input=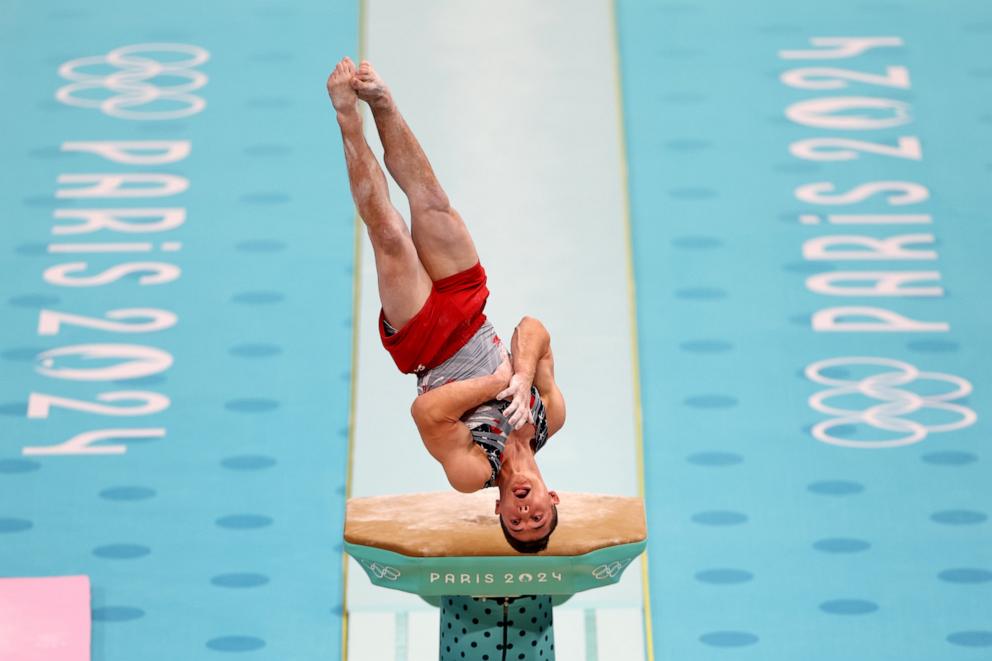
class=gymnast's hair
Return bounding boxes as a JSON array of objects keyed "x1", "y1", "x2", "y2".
[{"x1": 499, "y1": 504, "x2": 558, "y2": 553}]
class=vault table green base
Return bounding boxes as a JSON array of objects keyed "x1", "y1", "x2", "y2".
[{"x1": 439, "y1": 595, "x2": 554, "y2": 661}]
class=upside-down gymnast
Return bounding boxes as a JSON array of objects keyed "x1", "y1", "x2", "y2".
[{"x1": 326, "y1": 57, "x2": 566, "y2": 552}]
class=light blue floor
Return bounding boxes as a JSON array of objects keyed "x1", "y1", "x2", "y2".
[
  {"x1": 618, "y1": 0, "x2": 992, "y2": 658},
  {"x1": 0, "y1": 1, "x2": 356, "y2": 658}
]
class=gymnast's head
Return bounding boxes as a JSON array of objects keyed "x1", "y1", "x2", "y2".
[
  {"x1": 498, "y1": 500, "x2": 558, "y2": 553},
  {"x1": 494, "y1": 473, "x2": 560, "y2": 553}
]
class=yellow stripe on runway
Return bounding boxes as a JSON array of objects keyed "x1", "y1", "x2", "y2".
[
  {"x1": 341, "y1": 1, "x2": 368, "y2": 657},
  {"x1": 609, "y1": 0, "x2": 655, "y2": 657}
]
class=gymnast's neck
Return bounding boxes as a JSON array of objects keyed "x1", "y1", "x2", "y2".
[{"x1": 495, "y1": 429, "x2": 542, "y2": 486}]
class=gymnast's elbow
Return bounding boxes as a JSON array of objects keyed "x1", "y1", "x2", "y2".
[
  {"x1": 444, "y1": 464, "x2": 485, "y2": 493},
  {"x1": 411, "y1": 393, "x2": 458, "y2": 426},
  {"x1": 410, "y1": 396, "x2": 437, "y2": 429},
  {"x1": 446, "y1": 475, "x2": 478, "y2": 494},
  {"x1": 410, "y1": 396, "x2": 425, "y2": 419},
  {"x1": 517, "y1": 315, "x2": 545, "y2": 331}
]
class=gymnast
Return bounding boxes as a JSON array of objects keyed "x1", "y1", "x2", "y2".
[{"x1": 326, "y1": 57, "x2": 566, "y2": 552}]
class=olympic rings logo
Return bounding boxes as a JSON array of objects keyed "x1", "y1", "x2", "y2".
[
  {"x1": 805, "y1": 357, "x2": 976, "y2": 449},
  {"x1": 56, "y1": 44, "x2": 210, "y2": 120},
  {"x1": 361, "y1": 560, "x2": 401, "y2": 581},
  {"x1": 592, "y1": 561, "x2": 624, "y2": 580}
]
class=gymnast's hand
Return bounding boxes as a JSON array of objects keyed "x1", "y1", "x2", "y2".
[{"x1": 497, "y1": 370, "x2": 535, "y2": 430}]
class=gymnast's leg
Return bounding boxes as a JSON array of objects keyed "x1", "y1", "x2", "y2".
[
  {"x1": 350, "y1": 61, "x2": 480, "y2": 282},
  {"x1": 327, "y1": 57, "x2": 432, "y2": 328}
]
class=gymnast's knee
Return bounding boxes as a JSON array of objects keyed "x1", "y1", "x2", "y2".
[
  {"x1": 365, "y1": 216, "x2": 412, "y2": 256},
  {"x1": 411, "y1": 186, "x2": 451, "y2": 216}
]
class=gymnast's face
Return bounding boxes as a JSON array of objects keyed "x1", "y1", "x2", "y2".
[{"x1": 495, "y1": 483, "x2": 560, "y2": 542}]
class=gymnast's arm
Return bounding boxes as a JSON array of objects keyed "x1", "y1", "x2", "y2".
[
  {"x1": 411, "y1": 368, "x2": 508, "y2": 430},
  {"x1": 410, "y1": 361, "x2": 510, "y2": 491},
  {"x1": 500, "y1": 316, "x2": 566, "y2": 436}
]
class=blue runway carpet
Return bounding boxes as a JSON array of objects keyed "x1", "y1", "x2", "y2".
[
  {"x1": 0, "y1": 1, "x2": 357, "y2": 658},
  {"x1": 618, "y1": 1, "x2": 992, "y2": 658}
]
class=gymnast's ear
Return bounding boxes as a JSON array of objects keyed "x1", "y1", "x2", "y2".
[
  {"x1": 548, "y1": 490, "x2": 560, "y2": 505},
  {"x1": 494, "y1": 498, "x2": 501, "y2": 515}
]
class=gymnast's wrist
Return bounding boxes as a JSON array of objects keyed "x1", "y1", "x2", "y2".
[
  {"x1": 487, "y1": 373, "x2": 509, "y2": 398},
  {"x1": 514, "y1": 367, "x2": 536, "y2": 385}
]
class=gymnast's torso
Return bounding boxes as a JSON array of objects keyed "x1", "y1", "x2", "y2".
[{"x1": 416, "y1": 321, "x2": 549, "y2": 487}]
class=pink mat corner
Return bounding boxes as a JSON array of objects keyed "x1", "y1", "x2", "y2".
[{"x1": 0, "y1": 575, "x2": 91, "y2": 661}]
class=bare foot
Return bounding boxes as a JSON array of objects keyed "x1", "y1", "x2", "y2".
[
  {"x1": 350, "y1": 60, "x2": 394, "y2": 111},
  {"x1": 326, "y1": 57, "x2": 358, "y2": 112}
]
